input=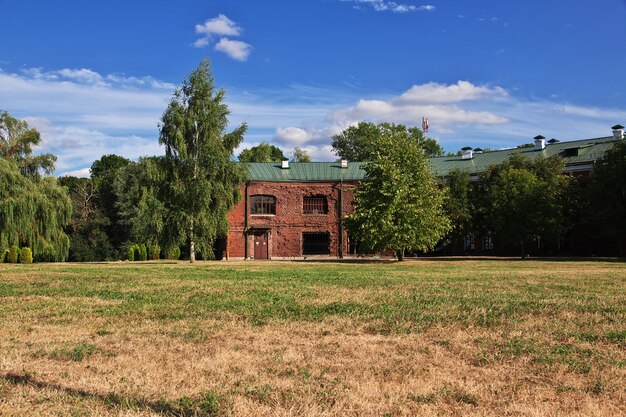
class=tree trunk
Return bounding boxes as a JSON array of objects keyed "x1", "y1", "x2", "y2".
[
  {"x1": 189, "y1": 220, "x2": 195, "y2": 263},
  {"x1": 521, "y1": 240, "x2": 526, "y2": 259},
  {"x1": 396, "y1": 249, "x2": 404, "y2": 261}
]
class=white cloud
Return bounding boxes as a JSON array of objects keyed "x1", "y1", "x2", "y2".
[
  {"x1": 215, "y1": 38, "x2": 252, "y2": 62},
  {"x1": 59, "y1": 167, "x2": 91, "y2": 178},
  {"x1": 193, "y1": 15, "x2": 253, "y2": 61},
  {"x1": 195, "y1": 14, "x2": 241, "y2": 37},
  {"x1": 397, "y1": 81, "x2": 507, "y2": 104},
  {"x1": 343, "y1": 1, "x2": 435, "y2": 13}
]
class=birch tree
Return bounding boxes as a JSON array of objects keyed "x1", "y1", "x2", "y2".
[{"x1": 159, "y1": 60, "x2": 246, "y2": 262}]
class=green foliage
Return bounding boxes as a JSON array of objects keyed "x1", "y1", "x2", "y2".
[
  {"x1": 332, "y1": 121, "x2": 444, "y2": 161},
  {"x1": 8, "y1": 245, "x2": 19, "y2": 263},
  {"x1": 346, "y1": 124, "x2": 450, "y2": 259},
  {"x1": 238, "y1": 142, "x2": 284, "y2": 162},
  {"x1": 164, "y1": 245, "x2": 181, "y2": 260},
  {"x1": 19, "y1": 247, "x2": 33, "y2": 264},
  {"x1": 0, "y1": 110, "x2": 56, "y2": 176},
  {"x1": 291, "y1": 146, "x2": 312, "y2": 162},
  {"x1": 474, "y1": 153, "x2": 571, "y2": 256},
  {"x1": 59, "y1": 176, "x2": 116, "y2": 262},
  {"x1": 589, "y1": 141, "x2": 626, "y2": 253},
  {"x1": 1, "y1": 154, "x2": 71, "y2": 262},
  {"x1": 158, "y1": 59, "x2": 246, "y2": 262},
  {"x1": 113, "y1": 157, "x2": 167, "y2": 251},
  {"x1": 0, "y1": 249, "x2": 8, "y2": 263},
  {"x1": 127, "y1": 245, "x2": 136, "y2": 262},
  {"x1": 138, "y1": 244, "x2": 148, "y2": 261},
  {"x1": 149, "y1": 243, "x2": 160, "y2": 260},
  {"x1": 442, "y1": 169, "x2": 474, "y2": 247}
]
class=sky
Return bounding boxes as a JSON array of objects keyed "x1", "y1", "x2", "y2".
[{"x1": 1, "y1": 0, "x2": 626, "y2": 176}]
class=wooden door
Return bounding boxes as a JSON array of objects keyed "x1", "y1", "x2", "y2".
[{"x1": 254, "y1": 232, "x2": 268, "y2": 259}]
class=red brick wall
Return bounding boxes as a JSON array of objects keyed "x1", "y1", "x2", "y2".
[{"x1": 227, "y1": 181, "x2": 357, "y2": 259}]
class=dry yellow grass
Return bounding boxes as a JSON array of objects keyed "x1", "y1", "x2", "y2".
[{"x1": 0, "y1": 259, "x2": 624, "y2": 416}]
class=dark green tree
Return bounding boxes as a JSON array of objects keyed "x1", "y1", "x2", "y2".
[
  {"x1": 332, "y1": 121, "x2": 444, "y2": 161},
  {"x1": 346, "y1": 124, "x2": 450, "y2": 260},
  {"x1": 589, "y1": 140, "x2": 626, "y2": 255},
  {"x1": 475, "y1": 154, "x2": 570, "y2": 257},
  {"x1": 159, "y1": 59, "x2": 246, "y2": 262},
  {"x1": 442, "y1": 169, "x2": 474, "y2": 253},
  {"x1": 0, "y1": 111, "x2": 56, "y2": 176},
  {"x1": 238, "y1": 142, "x2": 284, "y2": 162}
]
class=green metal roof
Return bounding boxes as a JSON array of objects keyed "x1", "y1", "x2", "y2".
[
  {"x1": 246, "y1": 136, "x2": 619, "y2": 181},
  {"x1": 246, "y1": 161, "x2": 367, "y2": 182},
  {"x1": 429, "y1": 136, "x2": 617, "y2": 177}
]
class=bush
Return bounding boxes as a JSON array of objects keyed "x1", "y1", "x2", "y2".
[
  {"x1": 8, "y1": 246, "x2": 19, "y2": 263},
  {"x1": 149, "y1": 244, "x2": 160, "y2": 260},
  {"x1": 127, "y1": 244, "x2": 136, "y2": 261},
  {"x1": 138, "y1": 244, "x2": 147, "y2": 261},
  {"x1": 1, "y1": 249, "x2": 8, "y2": 263},
  {"x1": 164, "y1": 245, "x2": 181, "y2": 260},
  {"x1": 19, "y1": 247, "x2": 33, "y2": 264}
]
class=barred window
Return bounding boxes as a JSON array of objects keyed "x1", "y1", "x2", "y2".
[
  {"x1": 303, "y1": 196, "x2": 328, "y2": 214},
  {"x1": 303, "y1": 232, "x2": 330, "y2": 255},
  {"x1": 250, "y1": 195, "x2": 276, "y2": 215},
  {"x1": 464, "y1": 233, "x2": 475, "y2": 251},
  {"x1": 483, "y1": 234, "x2": 493, "y2": 251}
]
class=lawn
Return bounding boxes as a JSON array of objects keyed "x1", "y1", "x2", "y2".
[{"x1": 0, "y1": 259, "x2": 624, "y2": 416}]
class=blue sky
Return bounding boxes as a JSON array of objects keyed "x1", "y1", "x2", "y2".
[{"x1": 1, "y1": 0, "x2": 626, "y2": 176}]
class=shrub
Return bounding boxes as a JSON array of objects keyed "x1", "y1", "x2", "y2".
[
  {"x1": 8, "y1": 246, "x2": 19, "y2": 263},
  {"x1": 19, "y1": 247, "x2": 33, "y2": 264},
  {"x1": 138, "y1": 244, "x2": 147, "y2": 261},
  {"x1": 149, "y1": 244, "x2": 160, "y2": 260},
  {"x1": 164, "y1": 245, "x2": 181, "y2": 260},
  {"x1": 1, "y1": 249, "x2": 8, "y2": 263},
  {"x1": 127, "y1": 244, "x2": 136, "y2": 261}
]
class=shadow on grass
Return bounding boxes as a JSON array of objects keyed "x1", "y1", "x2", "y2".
[{"x1": 1, "y1": 372, "x2": 221, "y2": 416}]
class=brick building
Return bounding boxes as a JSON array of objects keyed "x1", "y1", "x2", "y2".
[
  {"x1": 226, "y1": 160, "x2": 365, "y2": 259},
  {"x1": 225, "y1": 126, "x2": 624, "y2": 259}
]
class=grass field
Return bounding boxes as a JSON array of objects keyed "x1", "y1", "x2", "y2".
[{"x1": 0, "y1": 259, "x2": 624, "y2": 416}]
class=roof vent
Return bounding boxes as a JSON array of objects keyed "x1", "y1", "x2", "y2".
[
  {"x1": 281, "y1": 158, "x2": 289, "y2": 169},
  {"x1": 534, "y1": 135, "x2": 546, "y2": 150},
  {"x1": 340, "y1": 159, "x2": 348, "y2": 168},
  {"x1": 473, "y1": 148, "x2": 483, "y2": 154},
  {"x1": 461, "y1": 149, "x2": 473, "y2": 160},
  {"x1": 612, "y1": 124, "x2": 624, "y2": 140}
]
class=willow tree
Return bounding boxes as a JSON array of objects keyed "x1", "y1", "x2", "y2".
[
  {"x1": 0, "y1": 158, "x2": 71, "y2": 261},
  {"x1": 159, "y1": 60, "x2": 246, "y2": 262},
  {"x1": 346, "y1": 124, "x2": 450, "y2": 260},
  {"x1": 0, "y1": 110, "x2": 56, "y2": 176}
]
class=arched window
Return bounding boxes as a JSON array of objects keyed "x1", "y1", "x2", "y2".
[
  {"x1": 250, "y1": 195, "x2": 276, "y2": 215},
  {"x1": 303, "y1": 195, "x2": 328, "y2": 214}
]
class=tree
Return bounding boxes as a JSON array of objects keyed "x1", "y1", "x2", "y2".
[
  {"x1": 442, "y1": 169, "x2": 474, "y2": 253},
  {"x1": 346, "y1": 124, "x2": 450, "y2": 260},
  {"x1": 0, "y1": 158, "x2": 71, "y2": 261},
  {"x1": 238, "y1": 142, "x2": 284, "y2": 162},
  {"x1": 474, "y1": 153, "x2": 570, "y2": 257},
  {"x1": 159, "y1": 60, "x2": 246, "y2": 262},
  {"x1": 90, "y1": 154, "x2": 131, "y2": 249},
  {"x1": 589, "y1": 140, "x2": 626, "y2": 254},
  {"x1": 0, "y1": 111, "x2": 56, "y2": 176},
  {"x1": 332, "y1": 121, "x2": 444, "y2": 161},
  {"x1": 291, "y1": 146, "x2": 312, "y2": 162}
]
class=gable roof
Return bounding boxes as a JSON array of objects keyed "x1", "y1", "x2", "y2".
[{"x1": 246, "y1": 136, "x2": 619, "y2": 182}]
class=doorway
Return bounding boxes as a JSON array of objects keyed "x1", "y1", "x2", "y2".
[{"x1": 254, "y1": 232, "x2": 269, "y2": 259}]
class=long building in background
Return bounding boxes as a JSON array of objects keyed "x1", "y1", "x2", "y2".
[{"x1": 224, "y1": 126, "x2": 624, "y2": 259}]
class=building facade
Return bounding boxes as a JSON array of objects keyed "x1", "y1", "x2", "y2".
[{"x1": 226, "y1": 161, "x2": 364, "y2": 259}]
